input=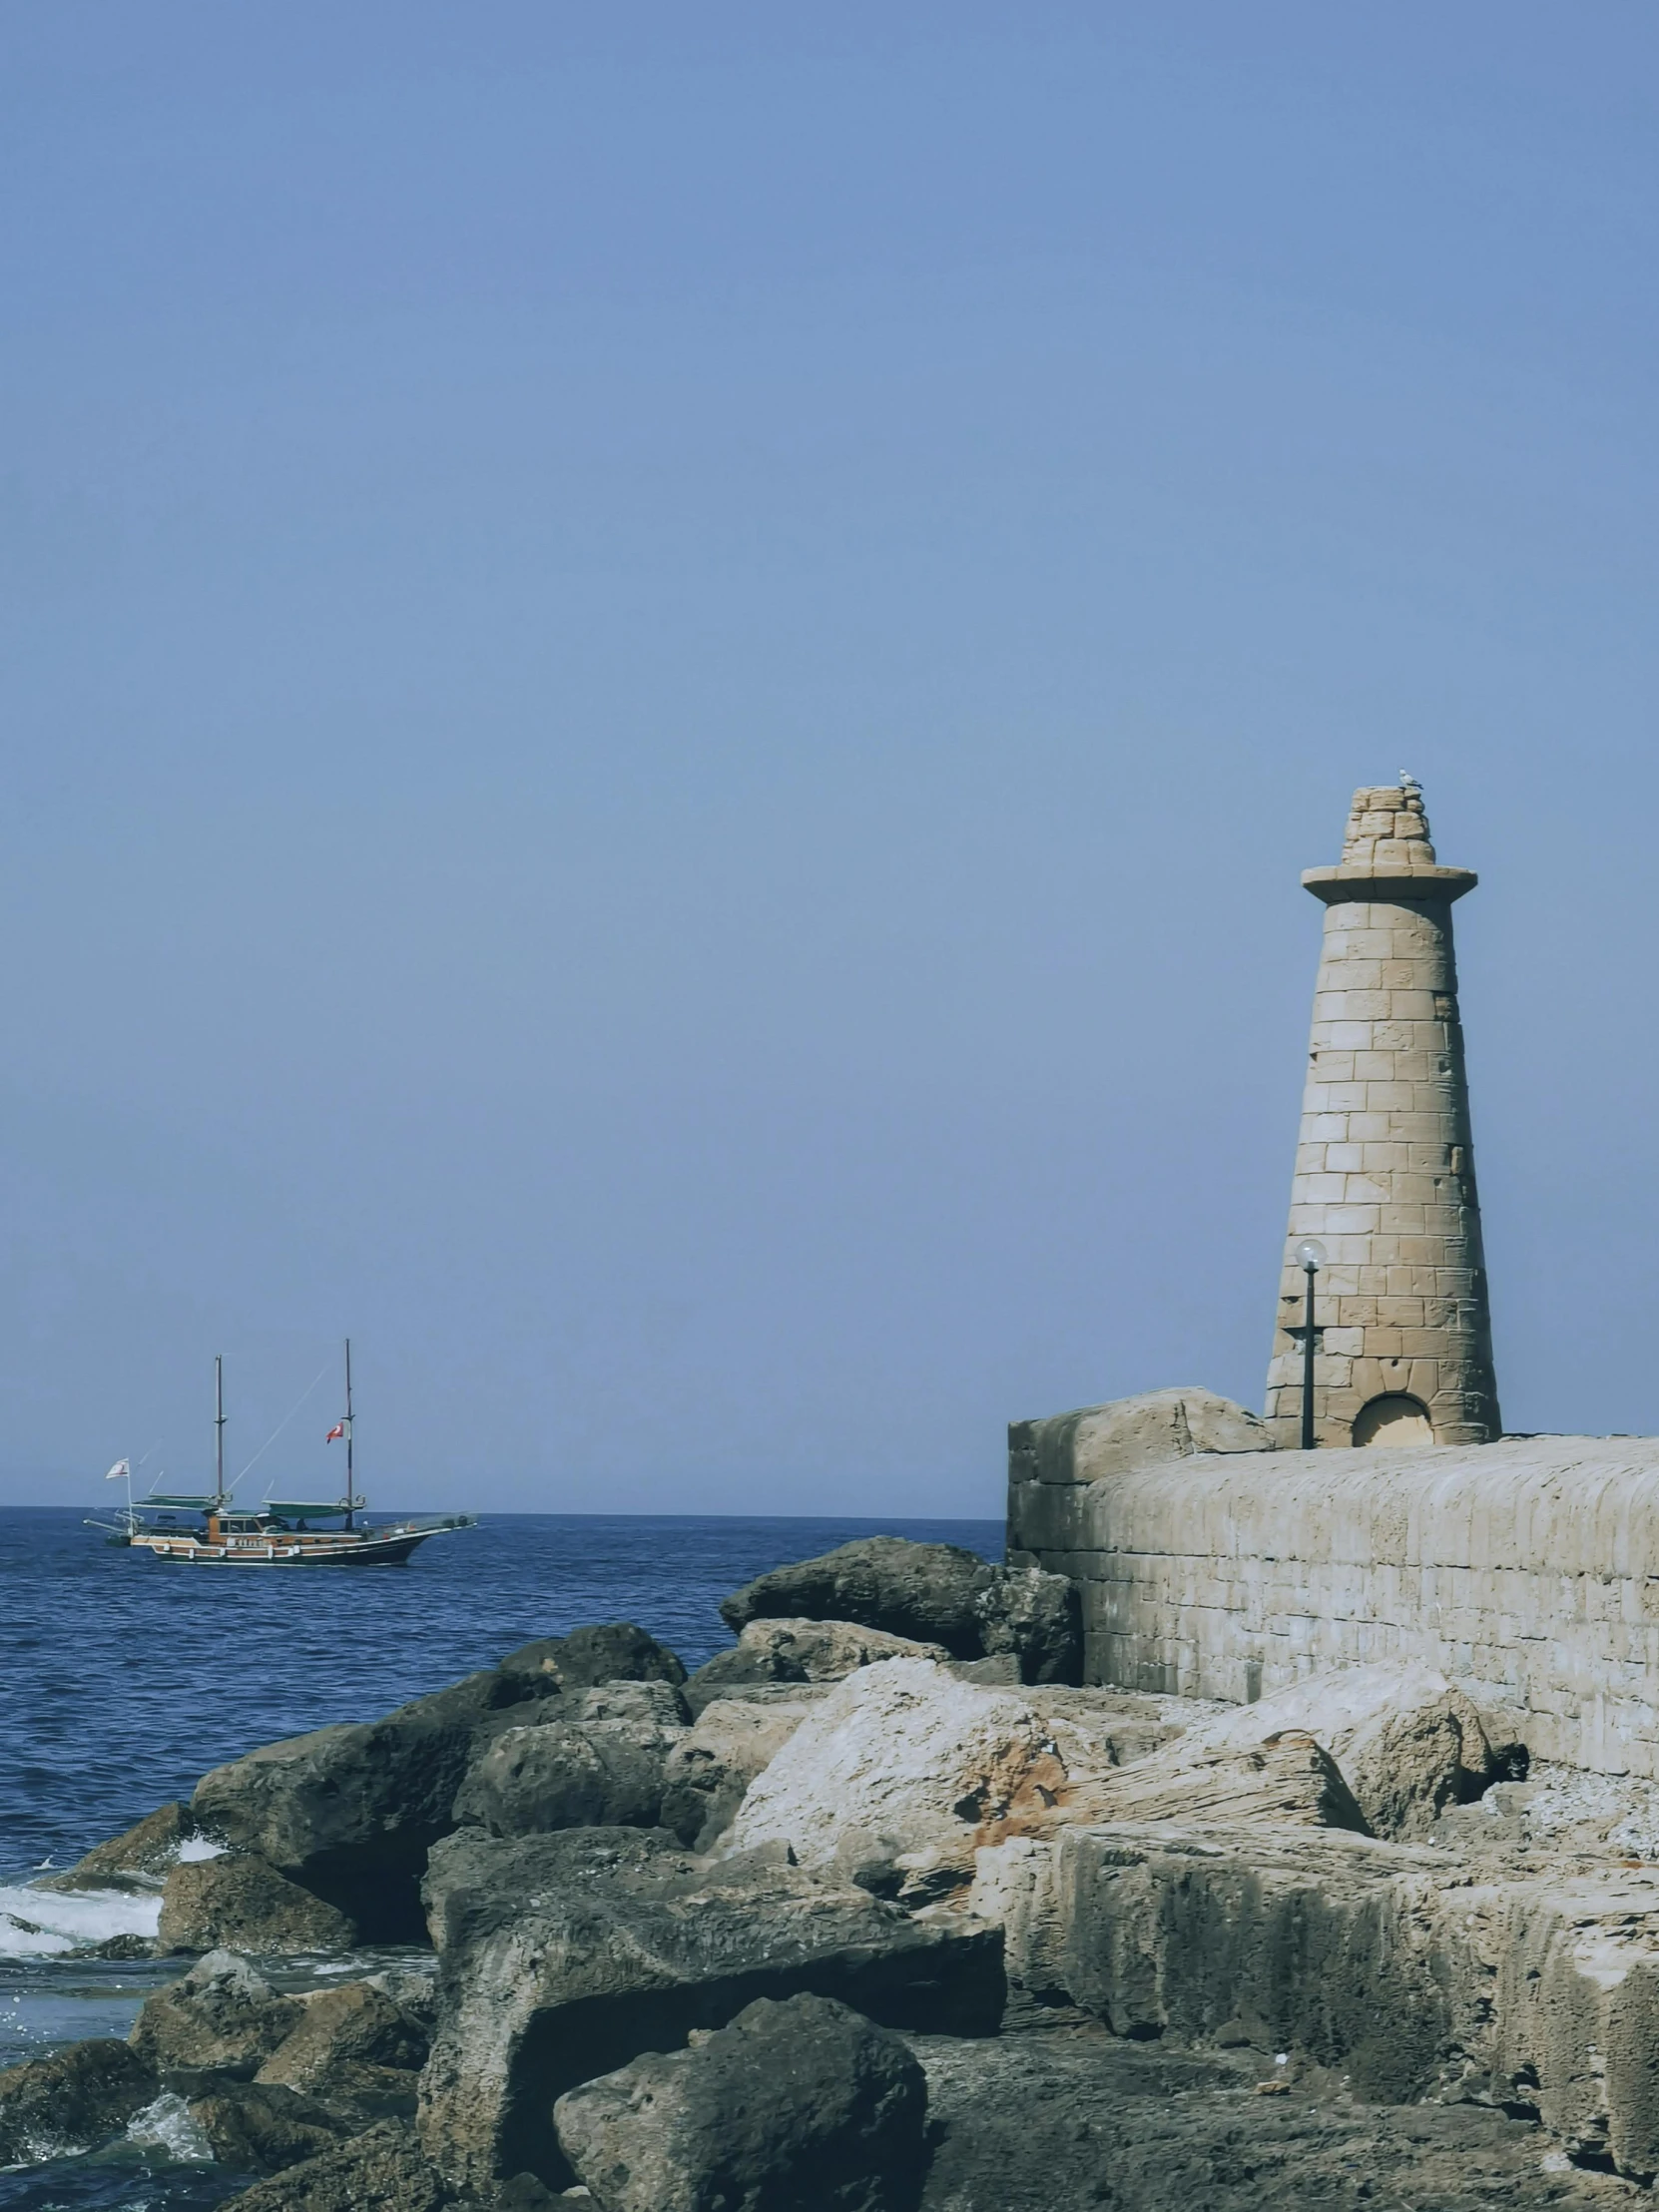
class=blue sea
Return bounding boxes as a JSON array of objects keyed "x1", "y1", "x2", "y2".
[{"x1": 0, "y1": 1505, "x2": 1001, "y2": 2207}]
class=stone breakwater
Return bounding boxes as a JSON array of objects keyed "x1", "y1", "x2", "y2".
[
  {"x1": 3, "y1": 1532, "x2": 1654, "y2": 2207},
  {"x1": 1010, "y1": 1386, "x2": 1659, "y2": 1780}
]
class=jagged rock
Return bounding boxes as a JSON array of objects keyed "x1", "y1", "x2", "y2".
[
  {"x1": 193, "y1": 1631, "x2": 683, "y2": 1939},
  {"x1": 726, "y1": 1659, "x2": 1108, "y2": 1873},
  {"x1": 554, "y1": 1992, "x2": 928, "y2": 2212},
  {"x1": 187, "y1": 2079, "x2": 352, "y2": 2172},
  {"x1": 217, "y1": 2116, "x2": 452, "y2": 2210},
  {"x1": 452, "y1": 1682, "x2": 687, "y2": 1840},
  {"x1": 417, "y1": 1824, "x2": 1003, "y2": 2194},
  {"x1": 253, "y1": 1980, "x2": 428, "y2": 2119},
  {"x1": 0, "y1": 2037, "x2": 158, "y2": 2163},
  {"x1": 130, "y1": 1948, "x2": 304, "y2": 2080},
  {"x1": 1067, "y1": 1730, "x2": 1369, "y2": 1833},
  {"x1": 257, "y1": 1980, "x2": 428, "y2": 2093},
  {"x1": 1193, "y1": 1661, "x2": 1502, "y2": 1840},
  {"x1": 720, "y1": 1539, "x2": 1080, "y2": 1686},
  {"x1": 498, "y1": 1622, "x2": 688, "y2": 1694},
  {"x1": 158, "y1": 1852, "x2": 358, "y2": 1952},
  {"x1": 40, "y1": 1800, "x2": 196, "y2": 1894},
  {"x1": 973, "y1": 1568, "x2": 1083, "y2": 1689},
  {"x1": 685, "y1": 1620, "x2": 950, "y2": 1715},
  {"x1": 660, "y1": 1698, "x2": 817, "y2": 1849}
]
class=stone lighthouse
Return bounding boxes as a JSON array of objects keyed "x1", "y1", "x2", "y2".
[{"x1": 1264, "y1": 778, "x2": 1501, "y2": 1448}]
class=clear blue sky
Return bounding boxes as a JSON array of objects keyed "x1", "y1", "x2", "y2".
[{"x1": 3, "y1": 4, "x2": 1657, "y2": 1513}]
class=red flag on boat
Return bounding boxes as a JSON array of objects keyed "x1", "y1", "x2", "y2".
[{"x1": 325, "y1": 1422, "x2": 345, "y2": 1442}]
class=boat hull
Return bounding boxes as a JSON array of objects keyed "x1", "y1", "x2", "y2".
[{"x1": 130, "y1": 1528, "x2": 451, "y2": 1567}]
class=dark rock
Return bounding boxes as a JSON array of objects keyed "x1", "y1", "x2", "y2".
[
  {"x1": 453, "y1": 1683, "x2": 686, "y2": 1840},
  {"x1": 188, "y1": 2079, "x2": 352, "y2": 2172},
  {"x1": 130, "y1": 1948, "x2": 304, "y2": 2080},
  {"x1": 40, "y1": 1800, "x2": 195, "y2": 1894},
  {"x1": 191, "y1": 1674, "x2": 538, "y2": 1940},
  {"x1": 498, "y1": 1622, "x2": 687, "y2": 1694},
  {"x1": 257, "y1": 1979, "x2": 428, "y2": 2090},
  {"x1": 974, "y1": 1565, "x2": 1083, "y2": 1687},
  {"x1": 158, "y1": 1852, "x2": 359, "y2": 1952},
  {"x1": 191, "y1": 1640, "x2": 679, "y2": 1939},
  {"x1": 0, "y1": 2037, "x2": 158, "y2": 2163},
  {"x1": 417, "y1": 1825, "x2": 1004, "y2": 2195},
  {"x1": 216, "y1": 2116, "x2": 452, "y2": 2210},
  {"x1": 660, "y1": 1698, "x2": 816, "y2": 1849},
  {"x1": 720, "y1": 1539, "x2": 1081, "y2": 1685},
  {"x1": 554, "y1": 1992, "x2": 927, "y2": 2212},
  {"x1": 911, "y1": 2026, "x2": 1615, "y2": 2212},
  {"x1": 684, "y1": 1621, "x2": 950, "y2": 1716},
  {"x1": 721, "y1": 1539, "x2": 993, "y2": 1656}
]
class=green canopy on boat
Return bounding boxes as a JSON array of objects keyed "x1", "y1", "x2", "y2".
[
  {"x1": 263, "y1": 1502, "x2": 350, "y2": 1518},
  {"x1": 143, "y1": 1494, "x2": 219, "y2": 1508}
]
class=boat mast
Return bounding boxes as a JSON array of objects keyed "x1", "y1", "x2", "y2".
[
  {"x1": 214, "y1": 1356, "x2": 227, "y2": 1513},
  {"x1": 343, "y1": 1338, "x2": 355, "y2": 1532}
]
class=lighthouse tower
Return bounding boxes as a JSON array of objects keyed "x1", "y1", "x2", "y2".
[{"x1": 1265, "y1": 779, "x2": 1501, "y2": 1448}]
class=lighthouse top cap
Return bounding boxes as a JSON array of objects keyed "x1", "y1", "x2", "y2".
[{"x1": 1301, "y1": 775, "x2": 1477, "y2": 905}]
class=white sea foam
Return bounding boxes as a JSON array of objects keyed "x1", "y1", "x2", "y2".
[
  {"x1": 0, "y1": 1883, "x2": 162, "y2": 1957},
  {"x1": 126, "y1": 2090, "x2": 215, "y2": 2160},
  {"x1": 177, "y1": 1835, "x2": 226, "y2": 1863}
]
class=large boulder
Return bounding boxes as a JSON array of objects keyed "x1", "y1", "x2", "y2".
[
  {"x1": 157, "y1": 1852, "x2": 358, "y2": 1953},
  {"x1": 254, "y1": 1979, "x2": 430, "y2": 2122},
  {"x1": 452, "y1": 1681, "x2": 687, "y2": 1841},
  {"x1": 187, "y1": 2080, "x2": 352, "y2": 2173},
  {"x1": 192, "y1": 1628, "x2": 685, "y2": 1938},
  {"x1": 417, "y1": 1824, "x2": 1004, "y2": 2193},
  {"x1": 660, "y1": 1698, "x2": 818, "y2": 1850},
  {"x1": 686, "y1": 1620, "x2": 950, "y2": 1715},
  {"x1": 0, "y1": 2037, "x2": 158, "y2": 2163},
  {"x1": 40, "y1": 1801, "x2": 197, "y2": 1894},
  {"x1": 498, "y1": 1621, "x2": 687, "y2": 1694},
  {"x1": 130, "y1": 1948, "x2": 304, "y2": 2081},
  {"x1": 554, "y1": 1992, "x2": 928, "y2": 2212},
  {"x1": 720, "y1": 1539, "x2": 1081, "y2": 1685},
  {"x1": 725, "y1": 1659, "x2": 1109, "y2": 1876},
  {"x1": 217, "y1": 2115, "x2": 452, "y2": 2211},
  {"x1": 1065, "y1": 1730, "x2": 1369, "y2": 1834},
  {"x1": 1193, "y1": 1660, "x2": 1504, "y2": 1840}
]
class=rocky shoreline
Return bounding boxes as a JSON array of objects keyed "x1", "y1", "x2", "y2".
[{"x1": 3, "y1": 1535, "x2": 1654, "y2": 2206}]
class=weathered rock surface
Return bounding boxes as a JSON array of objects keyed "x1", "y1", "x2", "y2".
[
  {"x1": 40, "y1": 1800, "x2": 196, "y2": 1894},
  {"x1": 417, "y1": 1824, "x2": 1003, "y2": 2192},
  {"x1": 685, "y1": 1619, "x2": 950, "y2": 1715},
  {"x1": 453, "y1": 1682, "x2": 687, "y2": 1840},
  {"x1": 910, "y1": 2025, "x2": 1621, "y2": 2212},
  {"x1": 497, "y1": 1621, "x2": 687, "y2": 1694},
  {"x1": 158, "y1": 1851, "x2": 358, "y2": 1953},
  {"x1": 188, "y1": 2079, "x2": 352, "y2": 2172},
  {"x1": 193, "y1": 1626, "x2": 684, "y2": 1938},
  {"x1": 257, "y1": 1979, "x2": 428, "y2": 2091},
  {"x1": 1191, "y1": 1659, "x2": 1504, "y2": 1839},
  {"x1": 218, "y1": 2116, "x2": 453, "y2": 2210},
  {"x1": 660, "y1": 1697, "x2": 817, "y2": 1849},
  {"x1": 0, "y1": 2037, "x2": 158, "y2": 2163},
  {"x1": 130, "y1": 1948, "x2": 304, "y2": 2080},
  {"x1": 726, "y1": 1659, "x2": 1107, "y2": 1873},
  {"x1": 721, "y1": 1539, "x2": 1081, "y2": 1685},
  {"x1": 555, "y1": 1992, "x2": 928, "y2": 2212},
  {"x1": 1068, "y1": 1729, "x2": 1369, "y2": 1833}
]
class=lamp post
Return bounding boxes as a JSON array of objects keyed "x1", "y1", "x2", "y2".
[{"x1": 1293, "y1": 1239, "x2": 1327, "y2": 1449}]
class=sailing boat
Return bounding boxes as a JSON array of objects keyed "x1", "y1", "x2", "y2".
[{"x1": 87, "y1": 1345, "x2": 475, "y2": 1567}]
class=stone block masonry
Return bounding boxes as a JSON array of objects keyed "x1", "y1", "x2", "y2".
[
  {"x1": 1265, "y1": 778, "x2": 1501, "y2": 1447},
  {"x1": 1008, "y1": 1396, "x2": 1659, "y2": 1780}
]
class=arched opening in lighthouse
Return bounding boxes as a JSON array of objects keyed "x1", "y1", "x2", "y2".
[{"x1": 1353, "y1": 1393, "x2": 1434, "y2": 1448}]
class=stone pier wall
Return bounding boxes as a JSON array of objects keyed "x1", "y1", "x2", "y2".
[{"x1": 1007, "y1": 1394, "x2": 1659, "y2": 1778}]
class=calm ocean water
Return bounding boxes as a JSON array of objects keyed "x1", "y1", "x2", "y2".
[{"x1": 0, "y1": 1505, "x2": 1001, "y2": 2206}]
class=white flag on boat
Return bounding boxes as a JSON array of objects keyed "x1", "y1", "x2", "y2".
[{"x1": 105, "y1": 1458, "x2": 130, "y2": 1480}]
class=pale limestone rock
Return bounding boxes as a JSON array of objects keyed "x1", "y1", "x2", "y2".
[
  {"x1": 1063, "y1": 1730, "x2": 1367, "y2": 1834},
  {"x1": 684, "y1": 1618, "x2": 949, "y2": 1715},
  {"x1": 660, "y1": 1697, "x2": 817, "y2": 1850},
  {"x1": 725, "y1": 1659, "x2": 1106, "y2": 1872},
  {"x1": 1191, "y1": 1659, "x2": 1496, "y2": 1839}
]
